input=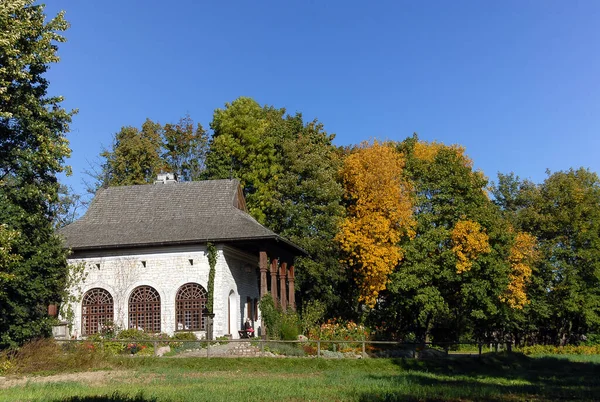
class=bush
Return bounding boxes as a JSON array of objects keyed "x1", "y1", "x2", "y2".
[
  {"x1": 116, "y1": 329, "x2": 147, "y2": 341},
  {"x1": 2, "y1": 338, "x2": 113, "y2": 374},
  {"x1": 265, "y1": 342, "x2": 305, "y2": 357},
  {"x1": 280, "y1": 312, "x2": 300, "y2": 340},
  {"x1": 170, "y1": 332, "x2": 202, "y2": 352},
  {"x1": 520, "y1": 344, "x2": 600, "y2": 355},
  {"x1": 259, "y1": 294, "x2": 301, "y2": 340},
  {"x1": 315, "y1": 319, "x2": 370, "y2": 352},
  {"x1": 300, "y1": 300, "x2": 326, "y2": 336}
]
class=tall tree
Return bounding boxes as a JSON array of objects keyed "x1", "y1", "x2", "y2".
[
  {"x1": 162, "y1": 114, "x2": 208, "y2": 182},
  {"x1": 0, "y1": 0, "x2": 73, "y2": 347},
  {"x1": 268, "y1": 117, "x2": 346, "y2": 315},
  {"x1": 205, "y1": 97, "x2": 346, "y2": 315},
  {"x1": 336, "y1": 141, "x2": 415, "y2": 308},
  {"x1": 205, "y1": 97, "x2": 284, "y2": 224},
  {"x1": 101, "y1": 119, "x2": 165, "y2": 186},
  {"x1": 375, "y1": 135, "x2": 512, "y2": 343}
]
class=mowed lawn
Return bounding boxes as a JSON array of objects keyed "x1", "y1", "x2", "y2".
[{"x1": 1, "y1": 353, "x2": 599, "y2": 402}]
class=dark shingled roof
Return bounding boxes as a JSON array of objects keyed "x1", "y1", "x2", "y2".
[{"x1": 59, "y1": 179, "x2": 304, "y2": 255}]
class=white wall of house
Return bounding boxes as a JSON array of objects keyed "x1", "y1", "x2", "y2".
[{"x1": 64, "y1": 244, "x2": 260, "y2": 339}]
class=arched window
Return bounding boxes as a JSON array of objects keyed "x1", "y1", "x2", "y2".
[
  {"x1": 82, "y1": 288, "x2": 114, "y2": 336},
  {"x1": 176, "y1": 283, "x2": 207, "y2": 331},
  {"x1": 128, "y1": 286, "x2": 161, "y2": 333}
]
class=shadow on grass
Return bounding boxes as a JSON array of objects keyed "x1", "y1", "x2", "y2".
[
  {"x1": 359, "y1": 353, "x2": 600, "y2": 401},
  {"x1": 51, "y1": 392, "x2": 157, "y2": 402}
]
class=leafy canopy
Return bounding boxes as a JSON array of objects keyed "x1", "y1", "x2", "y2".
[
  {"x1": 336, "y1": 141, "x2": 415, "y2": 308},
  {"x1": 0, "y1": 0, "x2": 73, "y2": 348}
]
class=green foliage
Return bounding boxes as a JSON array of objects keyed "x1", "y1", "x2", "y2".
[
  {"x1": 101, "y1": 120, "x2": 165, "y2": 186},
  {"x1": 373, "y1": 135, "x2": 512, "y2": 344},
  {"x1": 280, "y1": 313, "x2": 300, "y2": 341},
  {"x1": 171, "y1": 332, "x2": 198, "y2": 341},
  {"x1": 520, "y1": 344, "x2": 600, "y2": 355},
  {"x1": 162, "y1": 114, "x2": 208, "y2": 181},
  {"x1": 206, "y1": 242, "x2": 217, "y2": 314},
  {"x1": 259, "y1": 294, "x2": 300, "y2": 340},
  {"x1": 259, "y1": 294, "x2": 280, "y2": 339},
  {"x1": 0, "y1": 1, "x2": 73, "y2": 348},
  {"x1": 493, "y1": 168, "x2": 600, "y2": 345},
  {"x1": 92, "y1": 115, "x2": 209, "y2": 191},
  {"x1": 0, "y1": 338, "x2": 112, "y2": 375},
  {"x1": 205, "y1": 97, "x2": 346, "y2": 315},
  {"x1": 116, "y1": 329, "x2": 147, "y2": 341},
  {"x1": 205, "y1": 97, "x2": 284, "y2": 224},
  {"x1": 300, "y1": 300, "x2": 327, "y2": 336},
  {"x1": 264, "y1": 341, "x2": 305, "y2": 356}
]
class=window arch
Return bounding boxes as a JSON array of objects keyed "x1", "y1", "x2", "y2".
[
  {"x1": 82, "y1": 288, "x2": 114, "y2": 336},
  {"x1": 176, "y1": 283, "x2": 208, "y2": 331},
  {"x1": 128, "y1": 286, "x2": 161, "y2": 333}
]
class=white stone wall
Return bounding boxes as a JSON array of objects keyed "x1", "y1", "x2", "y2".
[
  {"x1": 216, "y1": 246, "x2": 261, "y2": 338},
  {"x1": 65, "y1": 243, "x2": 260, "y2": 339}
]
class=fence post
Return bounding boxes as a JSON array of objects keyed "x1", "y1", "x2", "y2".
[
  {"x1": 207, "y1": 340, "x2": 210, "y2": 358},
  {"x1": 317, "y1": 340, "x2": 321, "y2": 358},
  {"x1": 260, "y1": 340, "x2": 264, "y2": 356},
  {"x1": 362, "y1": 340, "x2": 366, "y2": 358}
]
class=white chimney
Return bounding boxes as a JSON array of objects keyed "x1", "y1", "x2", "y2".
[{"x1": 154, "y1": 172, "x2": 178, "y2": 184}]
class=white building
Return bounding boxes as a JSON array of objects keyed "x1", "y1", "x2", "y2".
[{"x1": 58, "y1": 177, "x2": 303, "y2": 339}]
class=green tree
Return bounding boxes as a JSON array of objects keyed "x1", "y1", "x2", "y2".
[
  {"x1": 0, "y1": 0, "x2": 73, "y2": 348},
  {"x1": 162, "y1": 114, "x2": 209, "y2": 181},
  {"x1": 268, "y1": 117, "x2": 346, "y2": 315},
  {"x1": 205, "y1": 97, "x2": 285, "y2": 224},
  {"x1": 101, "y1": 119, "x2": 165, "y2": 186},
  {"x1": 507, "y1": 169, "x2": 600, "y2": 344},
  {"x1": 206, "y1": 97, "x2": 346, "y2": 315},
  {"x1": 374, "y1": 135, "x2": 512, "y2": 344},
  {"x1": 94, "y1": 115, "x2": 209, "y2": 190}
]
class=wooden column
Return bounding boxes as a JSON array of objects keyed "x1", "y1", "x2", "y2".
[
  {"x1": 270, "y1": 259, "x2": 278, "y2": 305},
  {"x1": 259, "y1": 251, "x2": 268, "y2": 298},
  {"x1": 288, "y1": 265, "x2": 296, "y2": 311},
  {"x1": 279, "y1": 262, "x2": 288, "y2": 311}
]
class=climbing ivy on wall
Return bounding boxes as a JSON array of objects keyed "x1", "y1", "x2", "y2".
[{"x1": 206, "y1": 243, "x2": 217, "y2": 314}]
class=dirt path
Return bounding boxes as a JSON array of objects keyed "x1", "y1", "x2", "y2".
[{"x1": 0, "y1": 370, "x2": 131, "y2": 389}]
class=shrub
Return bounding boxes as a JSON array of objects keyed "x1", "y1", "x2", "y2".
[
  {"x1": 314, "y1": 319, "x2": 370, "y2": 352},
  {"x1": 117, "y1": 329, "x2": 147, "y2": 341},
  {"x1": 3, "y1": 338, "x2": 112, "y2": 374},
  {"x1": 170, "y1": 332, "x2": 201, "y2": 352},
  {"x1": 265, "y1": 342, "x2": 305, "y2": 357},
  {"x1": 280, "y1": 312, "x2": 300, "y2": 340},
  {"x1": 520, "y1": 344, "x2": 600, "y2": 355},
  {"x1": 300, "y1": 300, "x2": 326, "y2": 336},
  {"x1": 259, "y1": 294, "x2": 281, "y2": 339}
]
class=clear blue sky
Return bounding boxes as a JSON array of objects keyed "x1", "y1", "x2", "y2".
[{"x1": 43, "y1": 0, "x2": 600, "y2": 199}]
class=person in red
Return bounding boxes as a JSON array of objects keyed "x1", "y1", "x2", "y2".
[{"x1": 244, "y1": 318, "x2": 255, "y2": 337}]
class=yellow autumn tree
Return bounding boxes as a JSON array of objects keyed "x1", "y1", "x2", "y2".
[
  {"x1": 500, "y1": 231, "x2": 537, "y2": 309},
  {"x1": 451, "y1": 220, "x2": 491, "y2": 274},
  {"x1": 336, "y1": 141, "x2": 415, "y2": 307}
]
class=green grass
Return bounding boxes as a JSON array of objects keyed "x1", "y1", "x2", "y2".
[{"x1": 1, "y1": 353, "x2": 599, "y2": 401}]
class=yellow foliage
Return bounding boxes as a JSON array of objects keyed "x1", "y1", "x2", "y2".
[
  {"x1": 451, "y1": 220, "x2": 491, "y2": 273},
  {"x1": 500, "y1": 232, "x2": 537, "y2": 309},
  {"x1": 336, "y1": 141, "x2": 415, "y2": 307}
]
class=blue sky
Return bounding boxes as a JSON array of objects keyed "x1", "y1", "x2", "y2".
[{"x1": 43, "y1": 0, "x2": 600, "y2": 199}]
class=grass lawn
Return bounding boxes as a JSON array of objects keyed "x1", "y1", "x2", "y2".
[{"x1": 1, "y1": 353, "x2": 599, "y2": 401}]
